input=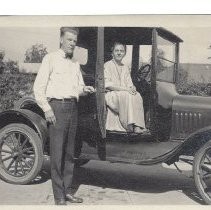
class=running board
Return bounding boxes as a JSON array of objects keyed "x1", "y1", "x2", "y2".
[{"x1": 106, "y1": 130, "x2": 152, "y2": 139}]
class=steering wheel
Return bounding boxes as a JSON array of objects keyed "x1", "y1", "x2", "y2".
[{"x1": 137, "y1": 64, "x2": 151, "y2": 81}]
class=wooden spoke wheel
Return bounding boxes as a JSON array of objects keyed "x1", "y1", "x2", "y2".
[
  {"x1": 0, "y1": 123, "x2": 43, "y2": 184},
  {"x1": 193, "y1": 140, "x2": 211, "y2": 204}
]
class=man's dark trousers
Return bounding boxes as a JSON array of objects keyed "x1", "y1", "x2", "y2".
[{"x1": 49, "y1": 98, "x2": 78, "y2": 200}]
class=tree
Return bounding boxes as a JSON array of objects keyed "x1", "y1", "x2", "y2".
[
  {"x1": 0, "y1": 50, "x2": 5, "y2": 74},
  {"x1": 24, "y1": 44, "x2": 48, "y2": 63}
]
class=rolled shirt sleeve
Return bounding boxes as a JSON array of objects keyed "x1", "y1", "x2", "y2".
[{"x1": 33, "y1": 54, "x2": 52, "y2": 112}]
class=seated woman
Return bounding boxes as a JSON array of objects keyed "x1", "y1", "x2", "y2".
[{"x1": 104, "y1": 42, "x2": 146, "y2": 134}]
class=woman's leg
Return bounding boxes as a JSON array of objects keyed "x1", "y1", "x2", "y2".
[{"x1": 117, "y1": 91, "x2": 146, "y2": 131}]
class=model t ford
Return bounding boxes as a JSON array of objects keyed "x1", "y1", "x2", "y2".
[{"x1": 0, "y1": 27, "x2": 211, "y2": 204}]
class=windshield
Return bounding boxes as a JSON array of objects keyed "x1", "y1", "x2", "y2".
[{"x1": 156, "y1": 35, "x2": 176, "y2": 83}]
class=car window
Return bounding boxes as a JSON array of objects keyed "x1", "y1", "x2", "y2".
[
  {"x1": 139, "y1": 45, "x2": 152, "y2": 67},
  {"x1": 122, "y1": 45, "x2": 133, "y2": 68},
  {"x1": 156, "y1": 35, "x2": 176, "y2": 83}
]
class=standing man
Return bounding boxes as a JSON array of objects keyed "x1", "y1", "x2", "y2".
[{"x1": 33, "y1": 27, "x2": 94, "y2": 205}]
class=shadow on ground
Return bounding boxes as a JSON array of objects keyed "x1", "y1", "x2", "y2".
[{"x1": 32, "y1": 159, "x2": 205, "y2": 204}]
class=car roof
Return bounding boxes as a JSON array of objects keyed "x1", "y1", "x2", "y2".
[{"x1": 78, "y1": 27, "x2": 183, "y2": 47}]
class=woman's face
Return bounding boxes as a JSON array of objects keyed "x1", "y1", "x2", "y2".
[{"x1": 112, "y1": 44, "x2": 126, "y2": 62}]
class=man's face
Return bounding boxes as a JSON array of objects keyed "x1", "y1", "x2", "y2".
[
  {"x1": 60, "y1": 31, "x2": 77, "y2": 55},
  {"x1": 112, "y1": 44, "x2": 126, "y2": 62}
]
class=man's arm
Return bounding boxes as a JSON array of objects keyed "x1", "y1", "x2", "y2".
[
  {"x1": 33, "y1": 55, "x2": 56, "y2": 125},
  {"x1": 78, "y1": 67, "x2": 95, "y2": 96},
  {"x1": 33, "y1": 54, "x2": 51, "y2": 112}
]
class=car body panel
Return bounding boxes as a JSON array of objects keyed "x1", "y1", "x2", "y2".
[{"x1": 171, "y1": 95, "x2": 211, "y2": 140}]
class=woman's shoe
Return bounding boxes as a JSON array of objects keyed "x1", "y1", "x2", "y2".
[
  {"x1": 134, "y1": 126, "x2": 143, "y2": 134},
  {"x1": 142, "y1": 129, "x2": 151, "y2": 135}
]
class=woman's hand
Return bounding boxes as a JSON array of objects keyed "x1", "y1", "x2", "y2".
[{"x1": 106, "y1": 85, "x2": 136, "y2": 95}]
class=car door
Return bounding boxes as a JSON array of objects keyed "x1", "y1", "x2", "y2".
[{"x1": 95, "y1": 27, "x2": 106, "y2": 138}]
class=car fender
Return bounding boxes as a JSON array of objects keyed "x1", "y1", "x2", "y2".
[
  {"x1": 181, "y1": 125, "x2": 211, "y2": 154},
  {"x1": 165, "y1": 126, "x2": 211, "y2": 165},
  {"x1": 0, "y1": 108, "x2": 48, "y2": 147}
]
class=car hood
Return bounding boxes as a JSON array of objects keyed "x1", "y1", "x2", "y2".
[{"x1": 171, "y1": 94, "x2": 211, "y2": 139}]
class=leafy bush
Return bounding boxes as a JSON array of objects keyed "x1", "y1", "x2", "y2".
[
  {"x1": 0, "y1": 50, "x2": 37, "y2": 111},
  {"x1": 4, "y1": 59, "x2": 19, "y2": 74},
  {"x1": 0, "y1": 56, "x2": 19, "y2": 75},
  {"x1": 176, "y1": 67, "x2": 211, "y2": 96},
  {"x1": 0, "y1": 73, "x2": 36, "y2": 111},
  {"x1": 177, "y1": 80, "x2": 211, "y2": 96}
]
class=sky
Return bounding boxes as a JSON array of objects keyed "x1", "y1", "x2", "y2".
[
  {"x1": 170, "y1": 27, "x2": 211, "y2": 64},
  {"x1": 0, "y1": 27, "x2": 60, "y2": 62},
  {"x1": 0, "y1": 16, "x2": 211, "y2": 65}
]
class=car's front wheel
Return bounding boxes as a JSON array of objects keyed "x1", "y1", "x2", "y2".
[
  {"x1": 0, "y1": 123, "x2": 43, "y2": 184},
  {"x1": 193, "y1": 140, "x2": 211, "y2": 204}
]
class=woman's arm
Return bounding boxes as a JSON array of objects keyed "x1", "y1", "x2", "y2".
[
  {"x1": 106, "y1": 85, "x2": 129, "y2": 92},
  {"x1": 104, "y1": 62, "x2": 136, "y2": 94},
  {"x1": 106, "y1": 85, "x2": 136, "y2": 95}
]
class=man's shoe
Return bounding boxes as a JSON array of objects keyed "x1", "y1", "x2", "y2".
[
  {"x1": 55, "y1": 198, "x2": 67, "y2": 205},
  {"x1": 66, "y1": 194, "x2": 83, "y2": 203}
]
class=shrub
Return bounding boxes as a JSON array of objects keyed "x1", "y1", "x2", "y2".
[
  {"x1": 177, "y1": 81, "x2": 211, "y2": 96},
  {"x1": 4, "y1": 59, "x2": 19, "y2": 74},
  {"x1": 176, "y1": 67, "x2": 211, "y2": 97},
  {"x1": 0, "y1": 73, "x2": 36, "y2": 111}
]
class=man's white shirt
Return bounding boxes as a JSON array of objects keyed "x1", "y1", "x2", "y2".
[{"x1": 33, "y1": 49, "x2": 85, "y2": 112}]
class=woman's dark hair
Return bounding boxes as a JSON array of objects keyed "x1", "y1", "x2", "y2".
[{"x1": 111, "y1": 42, "x2": 127, "y2": 54}]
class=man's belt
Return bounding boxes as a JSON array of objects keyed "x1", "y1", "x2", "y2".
[{"x1": 49, "y1": 98, "x2": 77, "y2": 102}]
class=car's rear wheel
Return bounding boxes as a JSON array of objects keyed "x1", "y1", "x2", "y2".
[
  {"x1": 193, "y1": 140, "x2": 211, "y2": 204},
  {"x1": 0, "y1": 123, "x2": 43, "y2": 184}
]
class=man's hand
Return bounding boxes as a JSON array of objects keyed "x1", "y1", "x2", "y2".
[
  {"x1": 128, "y1": 86, "x2": 137, "y2": 95},
  {"x1": 83, "y1": 86, "x2": 95, "y2": 94},
  {"x1": 45, "y1": 109, "x2": 56, "y2": 125}
]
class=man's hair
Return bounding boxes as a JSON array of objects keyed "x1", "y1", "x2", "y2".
[
  {"x1": 111, "y1": 42, "x2": 127, "y2": 54},
  {"x1": 60, "y1": 27, "x2": 79, "y2": 37}
]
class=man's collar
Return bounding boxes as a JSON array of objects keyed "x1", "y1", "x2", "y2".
[
  {"x1": 58, "y1": 49, "x2": 73, "y2": 59},
  {"x1": 58, "y1": 49, "x2": 66, "y2": 58}
]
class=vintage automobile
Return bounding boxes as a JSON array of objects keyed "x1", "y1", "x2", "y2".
[{"x1": 0, "y1": 27, "x2": 211, "y2": 204}]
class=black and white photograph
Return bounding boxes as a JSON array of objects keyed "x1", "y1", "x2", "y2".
[{"x1": 0, "y1": 15, "x2": 211, "y2": 206}]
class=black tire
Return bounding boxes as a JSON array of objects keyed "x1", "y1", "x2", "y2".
[
  {"x1": 0, "y1": 123, "x2": 43, "y2": 184},
  {"x1": 193, "y1": 140, "x2": 211, "y2": 205}
]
